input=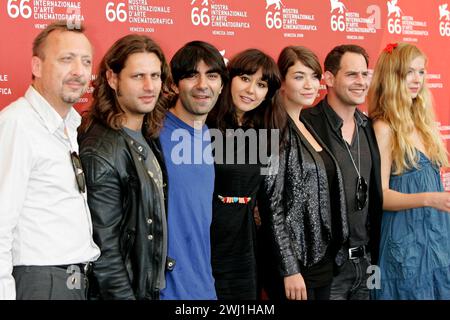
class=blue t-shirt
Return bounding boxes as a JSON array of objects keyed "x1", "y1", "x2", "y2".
[{"x1": 159, "y1": 111, "x2": 216, "y2": 300}]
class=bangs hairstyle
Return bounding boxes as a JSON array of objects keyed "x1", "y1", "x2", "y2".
[
  {"x1": 208, "y1": 48, "x2": 281, "y2": 131},
  {"x1": 368, "y1": 42, "x2": 448, "y2": 174},
  {"x1": 79, "y1": 34, "x2": 171, "y2": 138},
  {"x1": 229, "y1": 49, "x2": 281, "y2": 101},
  {"x1": 266, "y1": 46, "x2": 322, "y2": 144},
  {"x1": 170, "y1": 40, "x2": 228, "y2": 86},
  {"x1": 277, "y1": 46, "x2": 322, "y2": 81}
]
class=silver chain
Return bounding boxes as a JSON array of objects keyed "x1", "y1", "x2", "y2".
[{"x1": 343, "y1": 119, "x2": 361, "y2": 178}]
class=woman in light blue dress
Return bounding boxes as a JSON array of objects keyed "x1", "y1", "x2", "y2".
[{"x1": 368, "y1": 42, "x2": 450, "y2": 299}]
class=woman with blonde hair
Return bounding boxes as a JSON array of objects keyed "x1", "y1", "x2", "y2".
[{"x1": 368, "y1": 42, "x2": 450, "y2": 299}]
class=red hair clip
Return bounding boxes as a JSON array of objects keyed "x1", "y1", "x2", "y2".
[{"x1": 384, "y1": 43, "x2": 398, "y2": 54}]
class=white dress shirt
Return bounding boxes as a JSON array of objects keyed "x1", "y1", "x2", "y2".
[{"x1": 0, "y1": 86, "x2": 100, "y2": 300}]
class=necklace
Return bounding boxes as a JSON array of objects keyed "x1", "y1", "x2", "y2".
[
  {"x1": 343, "y1": 119, "x2": 361, "y2": 178},
  {"x1": 343, "y1": 118, "x2": 368, "y2": 211}
]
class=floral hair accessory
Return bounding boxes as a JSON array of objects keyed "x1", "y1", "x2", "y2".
[{"x1": 384, "y1": 43, "x2": 398, "y2": 54}]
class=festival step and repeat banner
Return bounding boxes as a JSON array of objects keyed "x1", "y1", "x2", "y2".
[{"x1": 0, "y1": 0, "x2": 450, "y2": 188}]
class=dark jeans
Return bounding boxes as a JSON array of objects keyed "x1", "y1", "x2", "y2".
[
  {"x1": 13, "y1": 265, "x2": 88, "y2": 300},
  {"x1": 330, "y1": 254, "x2": 371, "y2": 300}
]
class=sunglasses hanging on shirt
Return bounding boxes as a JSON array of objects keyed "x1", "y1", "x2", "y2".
[
  {"x1": 65, "y1": 125, "x2": 86, "y2": 194},
  {"x1": 70, "y1": 151, "x2": 86, "y2": 193}
]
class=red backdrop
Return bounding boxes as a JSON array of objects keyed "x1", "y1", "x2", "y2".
[{"x1": 1, "y1": 0, "x2": 449, "y2": 188}]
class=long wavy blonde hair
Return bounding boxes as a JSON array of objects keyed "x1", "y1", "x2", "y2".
[{"x1": 368, "y1": 43, "x2": 448, "y2": 174}]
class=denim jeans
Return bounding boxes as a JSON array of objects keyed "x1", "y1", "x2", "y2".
[{"x1": 329, "y1": 253, "x2": 371, "y2": 300}]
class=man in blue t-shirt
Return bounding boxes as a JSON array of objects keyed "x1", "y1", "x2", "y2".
[{"x1": 159, "y1": 41, "x2": 228, "y2": 299}]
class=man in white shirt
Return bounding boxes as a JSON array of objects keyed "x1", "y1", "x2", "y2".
[{"x1": 0, "y1": 20, "x2": 100, "y2": 300}]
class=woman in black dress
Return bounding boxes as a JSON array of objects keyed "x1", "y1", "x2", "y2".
[
  {"x1": 207, "y1": 49, "x2": 281, "y2": 300},
  {"x1": 259, "y1": 46, "x2": 348, "y2": 300}
]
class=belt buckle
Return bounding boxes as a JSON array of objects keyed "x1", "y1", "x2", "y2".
[
  {"x1": 348, "y1": 246, "x2": 364, "y2": 260},
  {"x1": 83, "y1": 262, "x2": 92, "y2": 275}
]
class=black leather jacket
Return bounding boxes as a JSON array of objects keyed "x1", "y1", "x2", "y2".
[{"x1": 79, "y1": 121, "x2": 169, "y2": 300}]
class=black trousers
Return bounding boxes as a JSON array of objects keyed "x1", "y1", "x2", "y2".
[
  {"x1": 329, "y1": 254, "x2": 371, "y2": 300},
  {"x1": 306, "y1": 284, "x2": 331, "y2": 300},
  {"x1": 13, "y1": 265, "x2": 88, "y2": 300}
]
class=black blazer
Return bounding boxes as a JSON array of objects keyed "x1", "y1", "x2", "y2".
[
  {"x1": 301, "y1": 99, "x2": 383, "y2": 265},
  {"x1": 259, "y1": 117, "x2": 349, "y2": 277}
]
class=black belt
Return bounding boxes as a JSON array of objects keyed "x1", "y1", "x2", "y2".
[
  {"x1": 348, "y1": 245, "x2": 367, "y2": 260},
  {"x1": 54, "y1": 263, "x2": 93, "y2": 275}
]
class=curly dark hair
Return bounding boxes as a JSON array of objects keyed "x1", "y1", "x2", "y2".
[{"x1": 79, "y1": 34, "x2": 171, "y2": 138}]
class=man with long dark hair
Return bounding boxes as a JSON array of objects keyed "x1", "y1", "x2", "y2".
[{"x1": 78, "y1": 34, "x2": 170, "y2": 300}]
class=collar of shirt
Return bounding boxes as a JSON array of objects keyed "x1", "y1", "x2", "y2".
[
  {"x1": 25, "y1": 86, "x2": 81, "y2": 136},
  {"x1": 166, "y1": 110, "x2": 209, "y2": 137},
  {"x1": 322, "y1": 96, "x2": 368, "y2": 136},
  {"x1": 121, "y1": 127, "x2": 149, "y2": 160}
]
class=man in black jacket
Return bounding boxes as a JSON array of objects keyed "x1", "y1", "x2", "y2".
[
  {"x1": 78, "y1": 34, "x2": 171, "y2": 300},
  {"x1": 301, "y1": 44, "x2": 383, "y2": 300}
]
